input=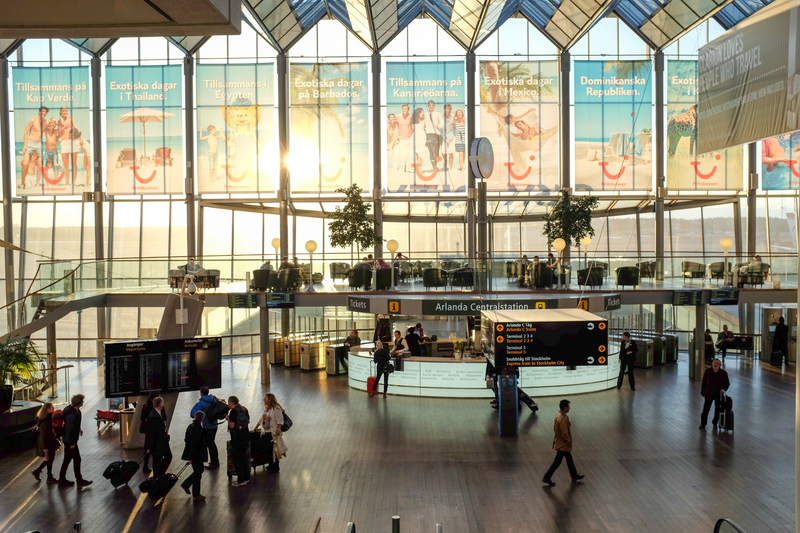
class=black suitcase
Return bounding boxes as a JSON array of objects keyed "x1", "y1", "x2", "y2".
[
  {"x1": 104, "y1": 460, "x2": 140, "y2": 488},
  {"x1": 145, "y1": 464, "x2": 188, "y2": 502},
  {"x1": 770, "y1": 350, "x2": 784, "y2": 366},
  {"x1": 250, "y1": 431, "x2": 273, "y2": 471},
  {"x1": 719, "y1": 393, "x2": 734, "y2": 432}
]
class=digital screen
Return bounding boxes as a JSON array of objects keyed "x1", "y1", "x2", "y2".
[
  {"x1": 710, "y1": 289, "x2": 739, "y2": 305},
  {"x1": 228, "y1": 293, "x2": 257, "y2": 309},
  {"x1": 104, "y1": 337, "x2": 222, "y2": 398},
  {"x1": 492, "y1": 320, "x2": 608, "y2": 368},
  {"x1": 672, "y1": 290, "x2": 702, "y2": 306},
  {"x1": 266, "y1": 292, "x2": 295, "y2": 308}
]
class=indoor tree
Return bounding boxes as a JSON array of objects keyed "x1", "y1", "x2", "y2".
[
  {"x1": 541, "y1": 190, "x2": 599, "y2": 252},
  {"x1": 327, "y1": 184, "x2": 380, "y2": 252}
]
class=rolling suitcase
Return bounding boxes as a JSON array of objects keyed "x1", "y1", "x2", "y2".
[
  {"x1": 770, "y1": 350, "x2": 784, "y2": 366},
  {"x1": 719, "y1": 392, "x2": 734, "y2": 432},
  {"x1": 103, "y1": 459, "x2": 141, "y2": 488},
  {"x1": 367, "y1": 376, "x2": 377, "y2": 394},
  {"x1": 250, "y1": 430, "x2": 274, "y2": 472}
]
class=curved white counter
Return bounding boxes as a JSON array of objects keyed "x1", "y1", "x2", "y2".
[{"x1": 347, "y1": 351, "x2": 621, "y2": 398}]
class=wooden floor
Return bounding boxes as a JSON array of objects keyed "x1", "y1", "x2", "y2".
[{"x1": 0, "y1": 354, "x2": 795, "y2": 533}]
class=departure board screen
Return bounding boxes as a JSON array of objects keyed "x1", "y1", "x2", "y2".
[
  {"x1": 672, "y1": 290, "x2": 702, "y2": 306},
  {"x1": 104, "y1": 337, "x2": 222, "y2": 398},
  {"x1": 228, "y1": 293, "x2": 257, "y2": 309},
  {"x1": 492, "y1": 320, "x2": 608, "y2": 368},
  {"x1": 266, "y1": 292, "x2": 295, "y2": 308}
]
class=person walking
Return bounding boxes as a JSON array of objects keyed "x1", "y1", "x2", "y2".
[
  {"x1": 699, "y1": 358, "x2": 730, "y2": 429},
  {"x1": 58, "y1": 394, "x2": 92, "y2": 487},
  {"x1": 180, "y1": 411, "x2": 207, "y2": 501},
  {"x1": 542, "y1": 399, "x2": 584, "y2": 486},
  {"x1": 145, "y1": 397, "x2": 172, "y2": 475},
  {"x1": 617, "y1": 332, "x2": 638, "y2": 390},
  {"x1": 31, "y1": 402, "x2": 60, "y2": 484},
  {"x1": 369, "y1": 341, "x2": 391, "y2": 398},
  {"x1": 226, "y1": 396, "x2": 251, "y2": 487},
  {"x1": 190, "y1": 386, "x2": 220, "y2": 469},
  {"x1": 139, "y1": 391, "x2": 163, "y2": 474},
  {"x1": 259, "y1": 393, "x2": 285, "y2": 473},
  {"x1": 774, "y1": 317, "x2": 790, "y2": 365}
]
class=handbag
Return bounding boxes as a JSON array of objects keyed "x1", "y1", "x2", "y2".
[
  {"x1": 387, "y1": 363, "x2": 395, "y2": 374},
  {"x1": 281, "y1": 411, "x2": 292, "y2": 433}
]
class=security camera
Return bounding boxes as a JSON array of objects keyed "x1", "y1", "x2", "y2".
[
  {"x1": 188, "y1": 281, "x2": 197, "y2": 296},
  {"x1": 183, "y1": 274, "x2": 196, "y2": 296}
]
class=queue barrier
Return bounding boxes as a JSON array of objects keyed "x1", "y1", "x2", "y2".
[
  {"x1": 300, "y1": 337, "x2": 333, "y2": 370},
  {"x1": 283, "y1": 332, "x2": 324, "y2": 367},
  {"x1": 270, "y1": 336, "x2": 287, "y2": 365}
]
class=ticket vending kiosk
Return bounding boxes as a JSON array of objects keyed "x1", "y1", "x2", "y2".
[
  {"x1": 787, "y1": 307, "x2": 797, "y2": 363},
  {"x1": 761, "y1": 307, "x2": 784, "y2": 362}
]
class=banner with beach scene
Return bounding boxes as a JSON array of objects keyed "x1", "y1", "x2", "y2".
[
  {"x1": 289, "y1": 62, "x2": 369, "y2": 193},
  {"x1": 196, "y1": 64, "x2": 276, "y2": 194},
  {"x1": 762, "y1": 132, "x2": 800, "y2": 190},
  {"x1": 12, "y1": 67, "x2": 90, "y2": 196},
  {"x1": 666, "y1": 60, "x2": 743, "y2": 191},
  {"x1": 574, "y1": 60, "x2": 653, "y2": 192},
  {"x1": 479, "y1": 60, "x2": 559, "y2": 192},
  {"x1": 385, "y1": 61, "x2": 466, "y2": 193},
  {"x1": 106, "y1": 65, "x2": 184, "y2": 195}
]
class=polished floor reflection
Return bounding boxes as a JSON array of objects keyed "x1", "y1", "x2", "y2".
[{"x1": 0, "y1": 354, "x2": 794, "y2": 533}]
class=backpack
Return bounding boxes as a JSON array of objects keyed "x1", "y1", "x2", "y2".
[
  {"x1": 52, "y1": 409, "x2": 65, "y2": 438},
  {"x1": 206, "y1": 397, "x2": 229, "y2": 422}
]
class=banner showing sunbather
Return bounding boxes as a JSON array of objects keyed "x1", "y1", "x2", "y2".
[
  {"x1": 106, "y1": 65, "x2": 183, "y2": 195},
  {"x1": 479, "y1": 60, "x2": 559, "y2": 192},
  {"x1": 762, "y1": 133, "x2": 800, "y2": 190},
  {"x1": 667, "y1": 60, "x2": 743, "y2": 191},
  {"x1": 289, "y1": 62, "x2": 369, "y2": 193},
  {"x1": 196, "y1": 64, "x2": 275, "y2": 194},
  {"x1": 385, "y1": 61, "x2": 466, "y2": 193},
  {"x1": 12, "y1": 67, "x2": 90, "y2": 196},
  {"x1": 574, "y1": 61, "x2": 653, "y2": 191}
]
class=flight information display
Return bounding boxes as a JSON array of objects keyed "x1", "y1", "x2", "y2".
[
  {"x1": 672, "y1": 290, "x2": 702, "y2": 306},
  {"x1": 710, "y1": 289, "x2": 739, "y2": 305},
  {"x1": 266, "y1": 292, "x2": 295, "y2": 308},
  {"x1": 104, "y1": 337, "x2": 221, "y2": 398},
  {"x1": 228, "y1": 293, "x2": 257, "y2": 309}
]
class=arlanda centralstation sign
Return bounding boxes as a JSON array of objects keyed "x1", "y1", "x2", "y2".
[{"x1": 421, "y1": 299, "x2": 556, "y2": 315}]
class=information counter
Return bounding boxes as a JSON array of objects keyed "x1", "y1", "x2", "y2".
[{"x1": 347, "y1": 349, "x2": 621, "y2": 398}]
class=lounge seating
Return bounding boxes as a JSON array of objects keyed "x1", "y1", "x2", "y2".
[
  {"x1": 252, "y1": 269, "x2": 274, "y2": 291},
  {"x1": 615, "y1": 266, "x2": 640, "y2": 288},
  {"x1": 707, "y1": 262, "x2": 732, "y2": 284},
  {"x1": 348, "y1": 265, "x2": 372, "y2": 290},
  {"x1": 450, "y1": 268, "x2": 474, "y2": 289},
  {"x1": 396, "y1": 261, "x2": 413, "y2": 282},
  {"x1": 636, "y1": 261, "x2": 657, "y2": 280},
  {"x1": 505, "y1": 261, "x2": 518, "y2": 282},
  {"x1": 278, "y1": 268, "x2": 301, "y2": 290},
  {"x1": 531, "y1": 264, "x2": 554, "y2": 289},
  {"x1": 155, "y1": 147, "x2": 173, "y2": 166},
  {"x1": 375, "y1": 267, "x2": 398, "y2": 290},
  {"x1": 423, "y1": 268, "x2": 447, "y2": 290},
  {"x1": 738, "y1": 263, "x2": 770, "y2": 287},
  {"x1": 681, "y1": 261, "x2": 705, "y2": 285},
  {"x1": 577, "y1": 267, "x2": 603, "y2": 288},
  {"x1": 413, "y1": 261, "x2": 433, "y2": 279},
  {"x1": 169, "y1": 269, "x2": 221, "y2": 290},
  {"x1": 329, "y1": 262, "x2": 350, "y2": 281}
]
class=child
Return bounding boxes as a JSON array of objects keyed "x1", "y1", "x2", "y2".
[
  {"x1": 71, "y1": 128, "x2": 92, "y2": 187},
  {"x1": 199, "y1": 125, "x2": 223, "y2": 181},
  {"x1": 36, "y1": 120, "x2": 61, "y2": 187}
]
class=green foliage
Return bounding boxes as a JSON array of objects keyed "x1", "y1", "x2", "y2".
[
  {"x1": 327, "y1": 185, "x2": 380, "y2": 252},
  {"x1": 541, "y1": 190, "x2": 599, "y2": 248},
  {"x1": 0, "y1": 336, "x2": 43, "y2": 387}
]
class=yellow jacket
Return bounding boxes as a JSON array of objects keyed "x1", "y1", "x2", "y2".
[{"x1": 552, "y1": 413, "x2": 572, "y2": 452}]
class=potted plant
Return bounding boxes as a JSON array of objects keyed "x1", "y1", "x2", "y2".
[
  {"x1": 541, "y1": 190, "x2": 599, "y2": 254},
  {"x1": 327, "y1": 184, "x2": 381, "y2": 252},
  {"x1": 453, "y1": 341, "x2": 464, "y2": 359},
  {"x1": 0, "y1": 337, "x2": 43, "y2": 411}
]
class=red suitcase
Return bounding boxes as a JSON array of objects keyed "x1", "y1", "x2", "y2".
[{"x1": 367, "y1": 376, "x2": 377, "y2": 394}]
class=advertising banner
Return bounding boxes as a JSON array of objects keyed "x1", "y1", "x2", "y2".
[
  {"x1": 106, "y1": 65, "x2": 183, "y2": 195},
  {"x1": 667, "y1": 60, "x2": 743, "y2": 190},
  {"x1": 762, "y1": 132, "x2": 800, "y2": 189},
  {"x1": 13, "y1": 67, "x2": 90, "y2": 196},
  {"x1": 289, "y1": 62, "x2": 368, "y2": 193},
  {"x1": 385, "y1": 61, "x2": 466, "y2": 193},
  {"x1": 479, "y1": 60, "x2": 559, "y2": 192},
  {"x1": 698, "y1": 0, "x2": 793, "y2": 152},
  {"x1": 196, "y1": 64, "x2": 276, "y2": 194},
  {"x1": 574, "y1": 60, "x2": 653, "y2": 192}
]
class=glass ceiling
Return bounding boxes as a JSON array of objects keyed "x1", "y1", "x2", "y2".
[
  {"x1": 243, "y1": 0, "x2": 328, "y2": 52},
  {"x1": 714, "y1": 0, "x2": 776, "y2": 29}
]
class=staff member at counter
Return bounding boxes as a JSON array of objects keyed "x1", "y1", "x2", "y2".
[
  {"x1": 405, "y1": 327, "x2": 421, "y2": 357},
  {"x1": 415, "y1": 323, "x2": 428, "y2": 356},
  {"x1": 391, "y1": 330, "x2": 408, "y2": 355}
]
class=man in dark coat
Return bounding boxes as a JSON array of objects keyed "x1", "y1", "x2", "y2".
[
  {"x1": 145, "y1": 396, "x2": 172, "y2": 475},
  {"x1": 58, "y1": 394, "x2": 92, "y2": 487},
  {"x1": 617, "y1": 332, "x2": 638, "y2": 390},
  {"x1": 180, "y1": 411, "x2": 208, "y2": 500},
  {"x1": 226, "y1": 396, "x2": 251, "y2": 487},
  {"x1": 700, "y1": 358, "x2": 730, "y2": 429},
  {"x1": 774, "y1": 316, "x2": 790, "y2": 365}
]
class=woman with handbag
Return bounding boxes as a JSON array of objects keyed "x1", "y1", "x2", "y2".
[
  {"x1": 31, "y1": 402, "x2": 60, "y2": 484},
  {"x1": 259, "y1": 393, "x2": 286, "y2": 473},
  {"x1": 369, "y1": 341, "x2": 392, "y2": 398}
]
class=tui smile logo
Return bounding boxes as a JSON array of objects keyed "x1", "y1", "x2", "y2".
[
  {"x1": 598, "y1": 155, "x2": 629, "y2": 180},
  {"x1": 412, "y1": 156, "x2": 442, "y2": 182},
  {"x1": 223, "y1": 165, "x2": 248, "y2": 183},
  {"x1": 131, "y1": 166, "x2": 157, "y2": 184},
  {"x1": 505, "y1": 155, "x2": 536, "y2": 180},
  {"x1": 788, "y1": 159, "x2": 800, "y2": 178},
  {"x1": 320, "y1": 157, "x2": 346, "y2": 183},
  {"x1": 689, "y1": 154, "x2": 721, "y2": 180},
  {"x1": 39, "y1": 167, "x2": 65, "y2": 185}
]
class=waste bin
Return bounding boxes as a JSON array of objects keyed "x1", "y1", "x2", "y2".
[{"x1": 119, "y1": 408, "x2": 136, "y2": 444}]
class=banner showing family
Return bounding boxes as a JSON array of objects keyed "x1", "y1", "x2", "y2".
[
  {"x1": 385, "y1": 61, "x2": 466, "y2": 193},
  {"x1": 667, "y1": 60, "x2": 743, "y2": 191},
  {"x1": 196, "y1": 64, "x2": 276, "y2": 194},
  {"x1": 106, "y1": 65, "x2": 183, "y2": 195},
  {"x1": 289, "y1": 62, "x2": 368, "y2": 193},
  {"x1": 761, "y1": 132, "x2": 800, "y2": 190},
  {"x1": 574, "y1": 61, "x2": 653, "y2": 191},
  {"x1": 13, "y1": 67, "x2": 90, "y2": 196},
  {"x1": 479, "y1": 60, "x2": 559, "y2": 192}
]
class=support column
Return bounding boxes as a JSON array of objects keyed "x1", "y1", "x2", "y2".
[
  {"x1": 733, "y1": 200, "x2": 746, "y2": 329},
  {"x1": 0, "y1": 57, "x2": 16, "y2": 331},
  {"x1": 184, "y1": 56, "x2": 197, "y2": 258},
  {"x1": 260, "y1": 306, "x2": 270, "y2": 385},
  {"x1": 277, "y1": 53, "x2": 290, "y2": 336},
  {"x1": 477, "y1": 181, "x2": 488, "y2": 291},
  {"x1": 46, "y1": 323, "x2": 57, "y2": 390},
  {"x1": 654, "y1": 52, "x2": 665, "y2": 334},
  {"x1": 466, "y1": 53, "x2": 477, "y2": 261},
  {"x1": 371, "y1": 53, "x2": 383, "y2": 258},
  {"x1": 91, "y1": 57, "x2": 107, "y2": 361},
  {"x1": 691, "y1": 304, "x2": 704, "y2": 380},
  {"x1": 559, "y1": 52, "x2": 571, "y2": 264},
  {"x1": 746, "y1": 143, "x2": 757, "y2": 338}
]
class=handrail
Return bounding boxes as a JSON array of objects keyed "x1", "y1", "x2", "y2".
[
  {"x1": 714, "y1": 518, "x2": 748, "y2": 533},
  {"x1": 13, "y1": 364, "x2": 74, "y2": 403}
]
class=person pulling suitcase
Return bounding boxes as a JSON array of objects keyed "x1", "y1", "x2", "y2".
[
  {"x1": 699, "y1": 359, "x2": 730, "y2": 430},
  {"x1": 180, "y1": 411, "x2": 207, "y2": 501}
]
